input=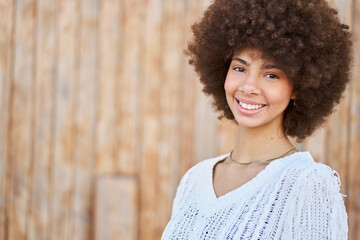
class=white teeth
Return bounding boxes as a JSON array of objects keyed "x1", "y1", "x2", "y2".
[{"x1": 238, "y1": 100, "x2": 264, "y2": 110}]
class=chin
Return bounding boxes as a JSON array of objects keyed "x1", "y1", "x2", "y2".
[{"x1": 234, "y1": 118, "x2": 264, "y2": 129}]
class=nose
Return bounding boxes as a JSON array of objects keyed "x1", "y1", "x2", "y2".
[{"x1": 239, "y1": 73, "x2": 261, "y2": 95}]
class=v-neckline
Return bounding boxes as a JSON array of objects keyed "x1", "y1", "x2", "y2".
[{"x1": 208, "y1": 152, "x2": 301, "y2": 202}]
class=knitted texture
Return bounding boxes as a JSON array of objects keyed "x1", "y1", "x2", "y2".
[{"x1": 161, "y1": 152, "x2": 348, "y2": 239}]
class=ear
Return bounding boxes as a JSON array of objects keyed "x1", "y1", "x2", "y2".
[{"x1": 290, "y1": 91, "x2": 296, "y2": 100}]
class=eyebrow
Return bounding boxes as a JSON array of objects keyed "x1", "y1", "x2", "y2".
[
  {"x1": 233, "y1": 57, "x2": 250, "y2": 66},
  {"x1": 232, "y1": 57, "x2": 279, "y2": 70}
]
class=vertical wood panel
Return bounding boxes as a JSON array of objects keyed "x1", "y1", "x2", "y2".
[
  {"x1": 192, "y1": 0, "x2": 219, "y2": 164},
  {"x1": 94, "y1": 176, "x2": 138, "y2": 240},
  {"x1": 7, "y1": 0, "x2": 36, "y2": 239},
  {"x1": 348, "y1": 0, "x2": 360, "y2": 238},
  {"x1": 192, "y1": 0, "x2": 217, "y2": 163},
  {"x1": 154, "y1": 0, "x2": 184, "y2": 237},
  {"x1": 193, "y1": 81, "x2": 218, "y2": 162},
  {"x1": 95, "y1": 0, "x2": 121, "y2": 174},
  {"x1": 138, "y1": 0, "x2": 162, "y2": 239},
  {"x1": 117, "y1": 0, "x2": 142, "y2": 175},
  {"x1": 0, "y1": 1, "x2": 14, "y2": 239},
  {"x1": 50, "y1": 0, "x2": 78, "y2": 239},
  {"x1": 348, "y1": 63, "x2": 360, "y2": 239},
  {"x1": 27, "y1": 0, "x2": 56, "y2": 239},
  {"x1": 71, "y1": 0, "x2": 98, "y2": 239},
  {"x1": 178, "y1": 0, "x2": 203, "y2": 182}
]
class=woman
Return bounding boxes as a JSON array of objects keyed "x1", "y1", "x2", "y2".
[{"x1": 162, "y1": 0, "x2": 352, "y2": 239}]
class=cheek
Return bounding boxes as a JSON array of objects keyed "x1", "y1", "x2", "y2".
[
  {"x1": 224, "y1": 74, "x2": 236, "y2": 94},
  {"x1": 224, "y1": 79, "x2": 231, "y2": 94},
  {"x1": 266, "y1": 85, "x2": 293, "y2": 104},
  {"x1": 224, "y1": 76, "x2": 235, "y2": 106}
]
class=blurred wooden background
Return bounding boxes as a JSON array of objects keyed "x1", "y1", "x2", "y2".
[{"x1": 0, "y1": 0, "x2": 359, "y2": 239}]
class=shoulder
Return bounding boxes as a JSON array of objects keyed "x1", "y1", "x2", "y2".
[
  {"x1": 301, "y1": 161, "x2": 343, "y2": 196},
  {"x1": 277, "y1": 152, "x2": 344, "y2": 199},
  {"x1": 283, "y1": 152, "x2": 344, "y2": 199},
  {"x1": 282, "y1": 153, "x2": 348, "y2": 239}
]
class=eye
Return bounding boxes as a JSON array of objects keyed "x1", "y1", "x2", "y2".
[
  {"x1": 233, "y1": 66, "x2": 245, "y2": 72},
  {"x1": 265, "y1": 73, "x2": 279, "y2": 79}
]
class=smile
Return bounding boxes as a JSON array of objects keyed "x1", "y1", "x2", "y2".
[
  {"x1": 235, "y1": 98, "x2": 266, "y2": 110},
  {"x1": 235, "y1": 98, "x2": 267, "y2": 115},
  {"x1": 238, "y1": 101, "x2": 265, "y2": 110}
]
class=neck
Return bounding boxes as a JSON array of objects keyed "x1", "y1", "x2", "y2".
[{"x1": 231, "y1": 123, "x2": 294, "y2": 164}]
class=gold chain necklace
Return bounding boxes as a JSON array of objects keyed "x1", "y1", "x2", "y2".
[{"x1": 229, "y1": 148, "x2": 296, "y2": 165}]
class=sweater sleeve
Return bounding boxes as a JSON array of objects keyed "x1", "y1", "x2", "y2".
[{"x1": 283, "y1": 163, "x2": 348, "y2": 240}]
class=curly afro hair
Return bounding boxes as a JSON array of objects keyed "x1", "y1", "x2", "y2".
[{"x1": 186, "y1": 0, "x2": 352, "y2": 141}]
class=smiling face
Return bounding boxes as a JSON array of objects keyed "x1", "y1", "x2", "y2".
[{"x1": 224, "y1": 48, "x2": 294, "y2": 131}]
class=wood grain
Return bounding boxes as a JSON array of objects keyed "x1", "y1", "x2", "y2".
[
  {"x1": 50, "y1": 0, "x2": 78, "y2": 239},
  {"x1": 117, "y1": 0, "x2": 142, "y2": 175},
  {"x1": 7, "y1": 0, "x2": 36, "y2": 239},
  {"x1": 191, "y1": 1, "x2": 218, "y2": 163},
  {"x1": 154, "y1": 0, "x2": 185, "y2": 236},
  {"x1": 95, "y1": 0, "x2": 121, "y2": 174},
  {"x1": 70, "y1": 0, "x2": 98, "y2": 239},
  {"x1": 0, "y1": 0, "x2": 14, "y2": 239},
  {"x1": 138, "y1": 0, "x2": 162, "y2": 239},
  {"x1": 178, "y1": 0, "x2": 203, "y2": 185},
  {"x1": 26, "y1": 0, "x2": 56, "y2": 239},
  {"x1": 94, "y1": 176, "x2": 138, "y2": 240},
  {"x1": 347, "y1": 0, "x2": 360, "y2": 238}
]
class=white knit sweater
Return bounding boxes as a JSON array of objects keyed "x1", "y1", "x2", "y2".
[{"x1": 161, "y1": 152, "x2": 348, "y2": 239}]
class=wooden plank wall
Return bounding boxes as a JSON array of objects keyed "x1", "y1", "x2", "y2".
[{"x1": 0, "y1": 0, "x2": 358, "y2": 239}]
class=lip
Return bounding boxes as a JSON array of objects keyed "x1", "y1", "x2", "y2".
[
  {"x1": 235, "y1": 97, "x2": 266, "y2": 105},
  {"x1": 234, "y1": 97, "x2": 267, "y2": 115}
]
